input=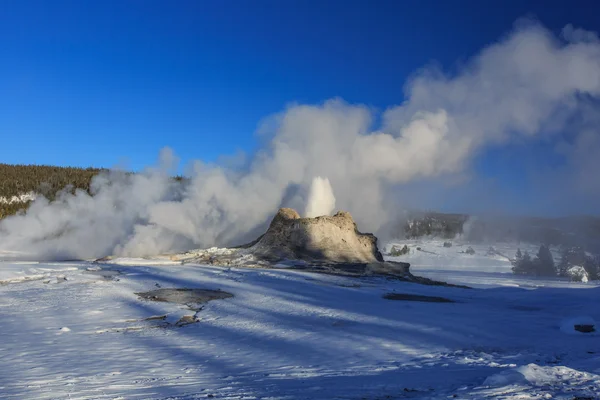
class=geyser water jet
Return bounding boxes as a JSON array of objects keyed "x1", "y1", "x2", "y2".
[{"x1": 305, "y1": 177, "x2": 336, "y2": 218}]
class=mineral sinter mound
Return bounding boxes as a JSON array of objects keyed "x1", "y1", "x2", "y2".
[
  {"x1": 172, "y1": 208, "x2": 415, "y2": 279},
  {"x1": 248, "y1": 208, "x2": 384, "y2": 264}
]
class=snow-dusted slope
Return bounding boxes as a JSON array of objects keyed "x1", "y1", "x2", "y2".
[
  {"x1": 0, "y1": 244, "x2": 599, "y2": 399},
  {"x1": 0, "y1": 191, "x2": 36, "y2": 205}
]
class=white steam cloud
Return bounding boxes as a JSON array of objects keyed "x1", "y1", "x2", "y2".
[
  {"x1": 1, "y1": 20, "x2": 600, "y2": 260},
  {"x1": 304, "y1": 177, "x2": 336, "y2": 218}
]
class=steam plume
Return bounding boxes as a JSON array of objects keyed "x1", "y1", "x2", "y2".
[{"x1": 1, "y1": 20, "x2": 600, "y2": 260}]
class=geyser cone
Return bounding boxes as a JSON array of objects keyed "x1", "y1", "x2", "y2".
[
  {"x1": 168, "y1": 208, "x2": 468, "y2": 285},
  {"x1": 250, "y1": 207, "x2": 384, "y2": 264}
]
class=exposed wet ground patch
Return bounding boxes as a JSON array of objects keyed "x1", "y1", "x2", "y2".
[
  {"x1": 132, "y1": 288, "x2": 234, "y2": 330},
  {"x1": 383, "y1": 293, "x2": 456, "y2": 303},
  {"x1": 135, "y1": 288, "x2": 234, "y2": 305}
]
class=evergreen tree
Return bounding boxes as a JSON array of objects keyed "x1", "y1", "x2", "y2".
[
  {"x1": 558, "y1": 247, "x2": 580, "y2": 277},
  {"x1": 534, "y1": 244, "x2": 556, "y2": 277},
  {"x1": 583, "y1": 254, "x2": 600, "y2": 281},
  {"x1": 522, "y1": 251, "x2": 532, "y2": 264},
  {"x1": 512, "y1": 250, "x2": 534, "y2": 275},
  {"x1": 515, "y1": 248, "x2": 523, "y2": 263},
  {"x1": 557, "y1": 246, "x2": 599, "y2": 281}
]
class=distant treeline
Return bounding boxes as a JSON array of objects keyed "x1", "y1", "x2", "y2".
[
  {"x1": 0, "y1": 163, "x2": 103, "y2": 219},
  {"x1": 512, "y1": 245, "x2": 600, "y2": 281},
  {"x1": 403, "y1": 212, "x2": 467, "y2": 239},
  {"x1": 2, "y1": 163, "x2": 600, "y2": 253},
  {"x1": 402, "y1": 211, "x2": 600, "y2": 252}
]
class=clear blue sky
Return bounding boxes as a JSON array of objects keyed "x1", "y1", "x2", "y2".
[{"x1": 1, "y1": 0, "x2": 598, "y2": 201}]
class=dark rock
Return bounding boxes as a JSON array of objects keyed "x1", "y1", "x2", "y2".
[
  {"x1": 175, "y1": 315, "x2": 198, "y2": 326},
  {"x1": 574, "y1": 324, "x2": 596, "y2": 333},
  {"x1": 389, "y1": 245, "x2": 409, "y2": 256}
]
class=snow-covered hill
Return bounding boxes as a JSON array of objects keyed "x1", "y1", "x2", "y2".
[{"x1": 0, "y1": 243, "x2": 598, "y2": 399}]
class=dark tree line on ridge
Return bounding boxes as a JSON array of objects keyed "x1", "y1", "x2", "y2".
[
  {"x1": 512, "y1": 245, "x2": 600, "y2": 281},
  {"x1": 0, "y1": 164, "x2": 189, "y2": 220},
  {"x1": 402, "y1": 212, "x2": 600, "y2": 253},
  {"x1": 0, "y1": 164, "x2": 104, "y2": 219}
]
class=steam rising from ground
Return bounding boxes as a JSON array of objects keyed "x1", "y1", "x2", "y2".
[
  {"x1": 2, "y1": 20, "x2": 600, "y2": 260},
  {"x1": 305, "y1": 177, "x2": 336, "y2": 218}
]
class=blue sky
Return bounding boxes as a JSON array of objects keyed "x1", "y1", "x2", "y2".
[
  {"x1": 1, "y1": 0, "x2": 596, "y2": 168},
  {"x1": 1, "y1": 1, "x2": 599, "y2": 214}
]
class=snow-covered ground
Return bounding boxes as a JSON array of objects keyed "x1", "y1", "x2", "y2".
[
  {"x1": 0, "y1": 192, "x2": 36, "y2": 205},
  {"x1": 0, "y1": 241, "x2": 599, "y2": 399},
  {"x1": 385, "y1": 240, "x2": 577, "y2": 289}
]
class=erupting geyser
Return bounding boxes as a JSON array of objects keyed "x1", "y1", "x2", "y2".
[{"x1": 170, "y1": 207, "x2": 436, "y2": 282}]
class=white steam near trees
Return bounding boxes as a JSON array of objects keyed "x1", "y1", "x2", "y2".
[{"x1": 1, "y1": 20, "x2": 600, "y2": 260}]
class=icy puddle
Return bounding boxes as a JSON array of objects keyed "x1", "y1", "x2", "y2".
[
  {"x1": 383, "y1": 292, "x2": 456, "y2": 302},
  {"x1": 136, "y1": 288, "x2": 234, "y2": 306},
  {"x1": 0, "y1": 258, "x2": 599, "y2": 399}
]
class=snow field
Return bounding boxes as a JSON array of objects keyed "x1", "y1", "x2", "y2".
[{"x1": 0, "y1": 242, "x2": 598, "y2": 399}]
